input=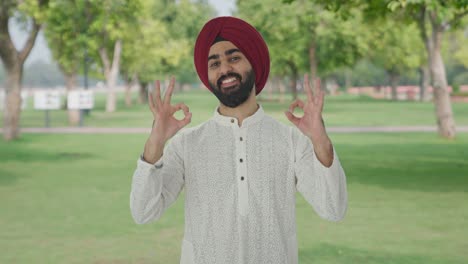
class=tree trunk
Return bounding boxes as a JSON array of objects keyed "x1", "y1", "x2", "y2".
[
  {"x1": 278, "y1": 78, "x2": 285, "y2": 103},
  {"x1": 418, "y1": 64, "x2": 430, "y2": 101},
  {"x1": 428, "y1": 16, "x2": 456, "y2": 138},
  {"x1": 139, "y1": 81, "x2": 148, "y2": 104},
  {"x1": 272, "y1": 76, "x2": 281, "y2": 101},
  {"x1": 430, "y1": 35, "x2": 456, "y2": 138},
  {"x1": 124, "y1": 82, "x2": 132, "y2": 107},
  {"x1": 64, "y1": 72, "x2": 80, "y2": 126},
  {"x1": 389, "y1": 71, "x2": 399, "y2": 101},
  {"x1": 0, "y1": 12, "x2": 41, "y2": 140},
  {"x1": 3, "y1": 64, "x2": 23, "y2": 140},
  {"x1": 308, "y1": 41, "x2": 318, "y2": 90},
  {"x1": 287, "y1": 62, "x2": 298, "y2": 100},
  {"x1": 418, "y1": 8, "x2": 456, "y2": 138},
  {"x1": 345, "y1": 68, "x2": 352, "y2": 90},
  {"x1": 289, "y1": 76, "x2": 297, "y2": 100},
  {"x1": 99, "y1": 39, "x2": 122, "y2": 113},
  {"x1": 267, "y1": 77, "x2": 273, "y2": 101},
  {"x1": 124, "y1": 73, "x2": 136, "y2": 107}
]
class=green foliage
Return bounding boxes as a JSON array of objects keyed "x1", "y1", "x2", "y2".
[
  {"x1": 367, "y1": 19, "x2": 424, "y2": 77},
  {"x1": 44, "y1": 0, "x2": 86, "y2": 75},
  {"x1": 238, "y1": 0, "x2": 367, "y2": 78},
  {"x1": 448, "y1": 24, "x2": 468, "y2": 68},
  {"x1": 156, "y1": 0, "x2": 215, "y2": 84},
  {"x1": 43, "y1": 0, "x2": 143, "y2": 81},
  {"x1": 388, "y1": 0, "x2": 468, "y2": 27},
  {"x1": 16, "y1": 0, "x2": 50, "y2": 23},
  {"x1": 119, "y1": 0, "x2": 215, "y2": 85}
]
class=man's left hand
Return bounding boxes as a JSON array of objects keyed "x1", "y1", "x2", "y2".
[
  {"x1": 284, "y1": 73, "x2": 326, "y2": 140},
  {"x1": 284, "y1": 73, "x2": 333, "y2": 167}
]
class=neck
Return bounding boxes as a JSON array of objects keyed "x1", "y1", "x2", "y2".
[{"x1": 218, "y1": 89, "x2": 258, "y2": 126}]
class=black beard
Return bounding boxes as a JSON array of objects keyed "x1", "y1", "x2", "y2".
[{"x1": 209, "y1": 70, "x2": 255, "y2": 108}]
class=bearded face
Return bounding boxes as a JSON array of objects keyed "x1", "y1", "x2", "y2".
[{"x1": 209, "y1": 69, "x2": 255, "y2": 108}]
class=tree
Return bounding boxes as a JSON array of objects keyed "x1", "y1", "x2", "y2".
[
  {"x1": 44, "y1": 0, "x2": 89, "y2": 125},
  {"x1": 0, "y1": 0, "x2": 49, "y2": 140},
  {"x1": 86, "y1": 0, "x2": 142, "y2": 113},
  {"x1": 156, "y1": 0, "x2": 216, "y2": 86},
  {"x1": 119, "y1": 0, "x2": 213, "y2": 106},
  {"x1": 367, "y1": 19, "x2": 423, "y2": 100},
  {"x1": 238, "y1": 0, "x2": 308, "y2": 100},
  {"x1": 293, "y1": 0, "x2": 467, "y2": 138},
  {"x1": 119, "y1": 0, "x2": 188, "y2": 105},
  {"x1": 390, "y1": 0, "x2": 467, "y2": 138},
  {"x1": 238, "y1": 0, "x2": 367, "y2": 99}
]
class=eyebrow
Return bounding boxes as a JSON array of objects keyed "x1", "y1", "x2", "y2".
[{"x1": 208, "y1": 49, "x2": 241, "y2": 61}]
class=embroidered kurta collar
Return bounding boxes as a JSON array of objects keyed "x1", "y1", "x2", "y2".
[{"x1": 212, "y1": 104, "x2": 265, "y2": 127}]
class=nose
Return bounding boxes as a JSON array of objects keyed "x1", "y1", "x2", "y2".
[{"x1": 219, "y1": 61, "x2": 233, "y2": 76}]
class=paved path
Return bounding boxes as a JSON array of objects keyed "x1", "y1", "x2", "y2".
[{"x1": 1, "y1": 126, "x2": 468, "y2": 134}]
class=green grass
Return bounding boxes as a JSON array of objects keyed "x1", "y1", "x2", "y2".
[
  {"x1": 2, "y1": 90, "x2": 468, "y2": 128},
  {"x1": 1, "y1": 133, "x2": 467, "y2": 263}
]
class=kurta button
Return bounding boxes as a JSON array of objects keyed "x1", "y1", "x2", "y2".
[
  {"x1": 241, "y1": 176, "x2": 244, "y2": 181},
  {"x1": 231, "y1": 119, "x2": 235, "y2": 123},
  {"x1": 240, "y1": 158, "x2": 243, "y2": 163}
]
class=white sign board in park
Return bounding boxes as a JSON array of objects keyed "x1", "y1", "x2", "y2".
[
  {"x1": 67, "y1": 90, "x2": 94, "y2": 110},
  {"x1": 34, "y1": 90, "x2": 61, "y2": 110},
  {"x1": 0, "y1": 90, "x2": 28, "y2": 110}
]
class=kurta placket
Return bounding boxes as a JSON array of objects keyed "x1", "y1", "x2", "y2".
[{"x1": 230, "y1": 118, "x2": 249, "y2": 217}]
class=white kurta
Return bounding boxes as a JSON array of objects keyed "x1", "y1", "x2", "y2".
[{"x1": 130, "y1": 106, "x2": 347, "y2": 264}]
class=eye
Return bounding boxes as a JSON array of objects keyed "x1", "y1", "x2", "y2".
[
  {"x1": 209, "y1": 61, "x2": 220, "y2": 69},
  {"x1": 230, "y1": 56, "x2": 241, "y2": 62}
]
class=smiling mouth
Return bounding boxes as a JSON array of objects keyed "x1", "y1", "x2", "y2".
[{"x1": 220, "y1": 77, "x2": 240, "y2": 89}]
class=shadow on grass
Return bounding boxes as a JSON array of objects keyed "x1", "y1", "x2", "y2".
[
  {"x1": 339, "y1": 140, "x2": 468, "y2": 193},
  {"x1": 0, "y1": 138, "x2": 94, "y2": 185},
  {"x1": 299, "y1": 243, "x2": 463, "y2": 264},
  {"x1": 0, "y1": 147, "x2": 94, "y2": 163},
  {"x1": 0, "y1": 168, "x2": 21, "y2": 185}
]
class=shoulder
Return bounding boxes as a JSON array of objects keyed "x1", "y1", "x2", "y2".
[
  {"x1": 262, "y1": 114, "x2": 309, "y2": 150},
  {"x1": 262, "y1": 114, "x2": 293, "y2": 137},
  {"x1": 173, "y1": 119, "x2": 216, "y2": 142}
]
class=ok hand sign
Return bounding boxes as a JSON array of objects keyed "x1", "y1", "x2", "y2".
[
  {"x1": 149, "y1": 77, "x2": 192, "y2": 143},
  {"x1": 284, "y1": 74, "x2": 325, "y2": 139}
]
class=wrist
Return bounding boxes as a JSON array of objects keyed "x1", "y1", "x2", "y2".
[{"x1": 149, "y1": 127, "x2": 168, "y2": 144}]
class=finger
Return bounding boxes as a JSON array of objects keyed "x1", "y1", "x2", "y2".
[
  {"x1": 304, "y1": 73, "x2": 313, "y2": 101},
  {"x1": 164, "y1": 76, "x2": 175, "y2": 104},
  {"x1": 317, "y1": 90, "x2": 325, "y2": 112},
  {"x1": 173, "y1": 102, "x2": 190, "y2": 115},
  {"x1": 284, "y1": 111, "x2": 300, "y2": 127},
  {"x1": 315, "y1": 78, "x2": 321, "y2": 97},
  {"x1": 178, "y1": 112, "x2": 192, "y2": 128},
  {"x1": 148, "y1": 92, "x2": 156, "y2": 112},
  {"x1": 154, "y1": 80, "x2": 162, "y2": 106},
  {"x1": 288, "y1": 99, "x2": 305, "y2": 113}
]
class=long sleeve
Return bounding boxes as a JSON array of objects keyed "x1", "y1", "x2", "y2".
[
  {"x1": 292, "y1": 127, "x2": 348, "y2": 222},
  {"x1": 130, "y1": 133, "x2": 185, "y2": 224}
]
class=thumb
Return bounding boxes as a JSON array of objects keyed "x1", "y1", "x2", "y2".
[{"x1": 284, "y1": 111, "x2": 300, "y2": 127}]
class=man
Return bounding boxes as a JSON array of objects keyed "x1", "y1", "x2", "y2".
[{"x1": 130, "y1": 16, "x2": 347, "y2": 264}]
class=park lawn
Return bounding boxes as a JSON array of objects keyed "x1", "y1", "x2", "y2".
[
  {"x1": 3, "y1": 89, "x2": 468, "y2": 128},
  {"x1": 0, "y1": 133, "x2": 467, "y2": 263}
]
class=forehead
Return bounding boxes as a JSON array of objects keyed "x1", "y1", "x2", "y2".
[{"x1": 208, "y1": 41, "x2": 242, "y2": 57}]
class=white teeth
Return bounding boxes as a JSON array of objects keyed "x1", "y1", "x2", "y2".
[{"x1": 222, "y1": 77, "x2": 237, "y2": 84}]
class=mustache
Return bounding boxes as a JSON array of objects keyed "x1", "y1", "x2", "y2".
[{"x1": 217, "y1": 72, "x2": 243, "y2": 88}]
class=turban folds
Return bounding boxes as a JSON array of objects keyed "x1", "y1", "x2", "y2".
[{"x1": 194, "y1": 16, "x2": 270, "y2": 95}]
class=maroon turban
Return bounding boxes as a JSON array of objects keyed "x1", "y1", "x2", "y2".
[{"x1": 194, "y1": 16, "x2": 270, "y2": 95}]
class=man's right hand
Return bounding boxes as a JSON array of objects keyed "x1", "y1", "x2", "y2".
[{"x1": 143, "y1": 77, "x2": 192, "y2": 164}]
